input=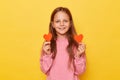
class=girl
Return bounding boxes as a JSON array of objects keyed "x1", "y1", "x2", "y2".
[{"x1": 40, "y1": 7, "x2": 86, "y2": 80}]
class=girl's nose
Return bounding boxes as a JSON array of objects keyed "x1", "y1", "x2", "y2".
[{"x1": 60, "y1": 21, "x2": 64, "y2": 26}]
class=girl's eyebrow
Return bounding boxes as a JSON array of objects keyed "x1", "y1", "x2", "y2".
[{"x1": 55, "y1": 18, "x2": 69, "y2": 20}]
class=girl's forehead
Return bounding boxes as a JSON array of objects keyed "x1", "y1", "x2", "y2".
[
  {"x1": 54, "y1": 11, "x2": 69, "y2": 19},
  {"x1": 55, "y1": 11, "x2": 67, "y2": 16}
]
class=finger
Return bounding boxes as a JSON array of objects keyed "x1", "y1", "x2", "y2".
[
  {"x1": 46, "y1": 45, "x2": 51, "y2": 50},
  {"x1": 79, "y1": 46, "x2": 84, "y2": 51},
  {"x1": 78, "y1": 46, "x2": 85, "y2": 53},
  {"x1": 78, "y1": 42, "x2": 82, "y2": 45},
  {"x1": 81, "y1": 44, "x2": 85, "y2": 50},
  {"x1": 78, "y1": 47, "x2": 83, "y2": 52},
  {"x1": 46, "y1": 47, "x2": 51, "y2": 54},
  {"x1": 43, "y1": 46, "x2": 51, "y2": 54},
  {"x1": 79, "y1": 43, "x2": 86, "y2": 49},
  {"x1": 43, "y1": 42, "x2": 51, "y2": 46},
  {"x1": 78, "y1": 48, "x2": 83, "y2": 55},
  {"x1": 78, "y1": 45, "x2": 83, "y2": 50},
  {"x1": 79, "y1": 42, "x2": 85, "y2": 46},
  {"x1": 43, "y1": 44, "x2": 51, "y2": 50},
  {"x1": 44, "y1": 41, "x2": 51, "y2": 45}
]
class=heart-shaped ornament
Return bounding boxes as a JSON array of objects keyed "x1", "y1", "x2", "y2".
[
  {"x1": 74, "y1": 34, "x2": 83, "y2": 43},
  {"x1": 43, "y1": 33, "x2": 52, "y2": 41}
]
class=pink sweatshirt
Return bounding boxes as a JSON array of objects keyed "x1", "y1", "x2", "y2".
[{"x1": 40, "y1": 37, "x2": 86, "y2": 80}]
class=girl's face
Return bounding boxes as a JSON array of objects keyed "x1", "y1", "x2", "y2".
[{"x1": 52, "y1": 11, "x2": 70, "y2": 37}]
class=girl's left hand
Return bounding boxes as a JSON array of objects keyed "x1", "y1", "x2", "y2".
[{"x1": 76, "y1": 43, "x2": 86, "y2": 57}]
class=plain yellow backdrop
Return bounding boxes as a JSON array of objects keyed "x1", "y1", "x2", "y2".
[{"x1": 0, "y1": 0, "x2": 120, "y2": 80}]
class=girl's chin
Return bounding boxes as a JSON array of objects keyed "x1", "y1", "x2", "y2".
[{"x1": 57, "y1": 32, "x2": 67, "y2": 36}]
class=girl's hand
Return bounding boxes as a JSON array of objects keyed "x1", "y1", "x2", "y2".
[
  {"x1": 42, "y1": 41, "x2": 51, "y2": 55},
  {"x1": 76, "y1": 43, "x2": 86, "y2": 57}
]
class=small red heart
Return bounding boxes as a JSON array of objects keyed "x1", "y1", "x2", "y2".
[
  {"x1": 43, "y1": 33, "x2": 52, "y2": 41},
  {"x1": 74, "y1": 34, "x2": 83, "y2": 43}
]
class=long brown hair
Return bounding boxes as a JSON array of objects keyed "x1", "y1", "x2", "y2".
[{"x1": 49, "y1": 7, "x2": 78, "y2": 64}]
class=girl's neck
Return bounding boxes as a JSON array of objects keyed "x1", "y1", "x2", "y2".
[{"x1": 57, "y1": 34, "x2": 67, "y2": 39}]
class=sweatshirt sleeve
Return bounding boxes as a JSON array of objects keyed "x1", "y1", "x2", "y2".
[
  {"x1": 40, "y1": 50, "x2": 53, "y2": 74},
  {"x1": 74, "y1": 54, "x2": 86, "y2": 75}
]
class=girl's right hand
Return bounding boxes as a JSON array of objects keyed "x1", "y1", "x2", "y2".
[{"x1": 42, "y1": 41, "x2": 51, "y2": 55}]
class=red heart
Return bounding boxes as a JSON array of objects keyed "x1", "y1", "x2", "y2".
[
  {"x1": 74, "y1": 34, "x2": 83, "y2": 43},
  {"x1": 43, "y1": 33, "x2": 52, "y2": 41}
]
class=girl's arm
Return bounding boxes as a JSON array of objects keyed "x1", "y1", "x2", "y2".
[
  {"x1": 40, "y1": 50, "x2": 53, "y2": 74},
  {"x1": 74, "y1": 53, "x2": 86, "y2": 75}
]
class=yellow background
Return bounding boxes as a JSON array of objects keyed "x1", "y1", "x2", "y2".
[{"x1": 0, "y1": 0, "x2": 120, "y2": 80}]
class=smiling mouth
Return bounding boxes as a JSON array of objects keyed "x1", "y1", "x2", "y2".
[{"x1": 58, "y1": 27, "x2": 65, "y2": 30}]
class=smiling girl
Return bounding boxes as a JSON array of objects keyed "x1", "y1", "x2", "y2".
[{"x1": 40, "y1": 7, "x2": 86, "y2": 80}]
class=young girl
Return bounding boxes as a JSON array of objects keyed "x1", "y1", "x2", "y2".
[{"x1": 40, "y1": 7, "x2": 86, "y2": 80}]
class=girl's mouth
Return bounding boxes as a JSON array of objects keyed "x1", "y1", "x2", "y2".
[{"x1": 58, "y1": 27, "x2": 65, "y2": 30}]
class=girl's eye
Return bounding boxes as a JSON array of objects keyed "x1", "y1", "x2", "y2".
[
  {"x1": 55, "y1": 21, "x2": 60, "y2": 23},
  {"x1": 55, "y1": 20, "x2": 69, "y2": 23},
  {"x1": 64, "y1": 20, "x2": 68, "y2": 22}
]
